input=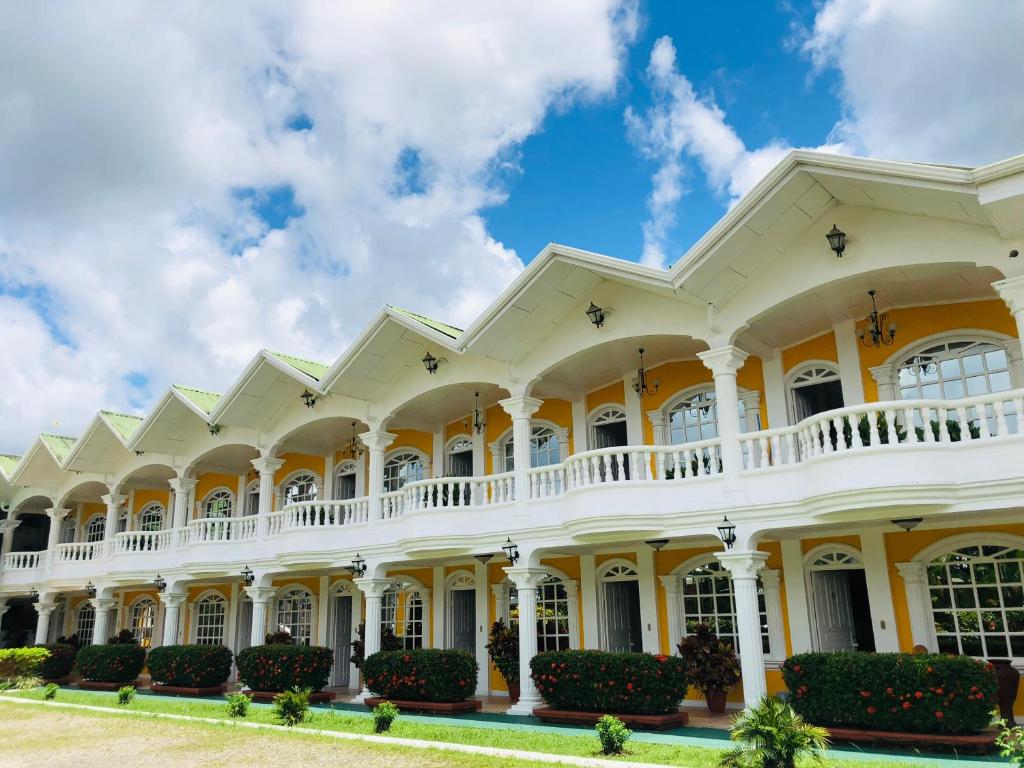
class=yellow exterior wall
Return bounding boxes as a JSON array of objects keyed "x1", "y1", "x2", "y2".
[
  {"x1": 194, "y1": 471, "x2": 238, "y2": 517},
  {"x1": 587, "y1": 380, "x2": 625, "y2": 411},
  {"x1": 782, "y1": 331, "x2": 838, "y2": 374},
  {"x1": 132, "y1": 488, "x2": 169, "y2": 514},
  {"x1": 485, "y1": 405, "x2": 511, "y2": 474},
  {"x1": 79, "y1": 502, "x2": 105, "y2": 529},
  {"x1": 273, "y1": 452, "x2": 326, "y2": 485},
  {"x1": 535, "y1": 399, "x2": 573, "y2": 454}
]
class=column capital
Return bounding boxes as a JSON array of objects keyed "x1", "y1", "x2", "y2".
[
  {"x1": 646, "y1": 409, "x2": 666, "y2": 428},
  {"x1": 243, "y1": 586, "x2": 277, "y2": 604},
  {"x1": 895, "y1": 560, "x2": 927, "y2": 584},
  {"x1": 358, "y1": 430, "x2": 397, "y2": 453},
  {"x1": 715, "y1": 550, "x2": 770, "y2": 580},
  {"x1": 869, "y1": 363, "x2": 897, "y2": 388},
  {"x1": 34, "y1": 601, "x2": 57, "y2": 615},
  {"x1": 499, "y1": 396, "x2": 543, "y2": 421},
  {"x1": 698, "y1": 346, "x2": 749, "y2": 377},
  {"x1": 158, "y1": 592, "x2": 187, "y2": 608},
  {"x1": 353, "y1": 577, "x2": 392, "y2": 598},
  {"x1": 45, "y1": 507, "x2": 69, "y2": 521},
  {"x1": 993, "y1": 274, "x2": 1024, "y2": 315},
  {"x1": 100, "y1": 493, "x2": 127, "y2": 510},
  {"x1": 738, "y1": 390, "x2": 762, "y2": 409},
  {"x1": 759, "y1": 568, "x2": 781, "y2": 590},
  {"x1": 0, "y1": 518, "x2": 21, "y2": 534},
  {"x1": 504, "y1": 567, "x2": 549, "y2": 590},
  {"x1": 168, "y1": 476, "x2": 198, "y2": 493},
  {"x1": 561, "y1": 579, "x2": 579, "y2": 597},
  {"x1": 90, "y1": 597, "x2": 118, "y2": 612},
  {"x1": 658, "y1": 574, "x2": 682, "y2": 594},
  {"x1": 251, "y1": 457, "x2": 285, "y2": 476},
  {"x1": 491, "y1": 582, "x2": 508, "y2": 598}
]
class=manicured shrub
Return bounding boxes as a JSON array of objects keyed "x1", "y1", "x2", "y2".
[
  {"x1": 530, "y1": 650, "x2": 689, "y2": 715},
  {"x1": 0, "y1": 647, "x2": 50, "y2": 684},
  {"x1": 75, "y1": 643, "x2": 146, "y2": 683},
  {"x1": 782, "y1": 652, "x2": 997, "y2": 735},
  {"x1": 148, "y1": 644, "x2": 233, "y2": 688},
  {"x1": 373, "y1": 700, "x2": 400, "y2": 733},
  {"x1": 43, "y1": 682, "x2": 58, "y2": 700},
  {"x1": 34, "y1": 643, "x2": 76, "y2": 680},
  {"x1": 235, "y1": 644, "x2": 333, "y2": 692},
  {"x1": 363, "y1": 649, "x2": 477, "y2": 703},
  {"x1": 273, "y1": 687, "x2": 310, "y2": 726},
  {"x1": 117, "y1": 685, "x2": 136, "y2": 705},
  {"x1": 225, "y1": 692, "x2": 251, "y2": 718},
  {"x1": 595, "y1": 714, "x2": 632, "y2": 755},
  {"x1": 350, "y1": 622, "x2": 403, "y2": 668}
]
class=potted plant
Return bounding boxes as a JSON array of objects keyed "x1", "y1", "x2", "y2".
[
  {"x1": 486, "y1": 619, "x2": 519, "y2": 702},
  {"x1": 677, "y1": 624, "x2": 740, "y2": 713}
]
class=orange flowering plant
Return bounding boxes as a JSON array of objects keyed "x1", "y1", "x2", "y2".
[
  {"x1": 75, "y1": 643, "x2": 146, "y2": 683},
  {"x1": 148, "y1": 644, "x2": 233, "y2": 688},
  {"x1": 363, "y1": 648, "x2": 478, "y2": 703},
  {"x1": 235, "y1": 644, "x2": 333, "y2": 692}
]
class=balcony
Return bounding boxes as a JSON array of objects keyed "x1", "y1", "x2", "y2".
[{"x1": 3, "y1": 387, "x2": 1023, "y2": 585}]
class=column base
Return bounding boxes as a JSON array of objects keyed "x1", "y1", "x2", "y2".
[
  {"x1": 506, "y1": 696, "x2": 542, "y2": 716},
  {"x1": 353, "y1": 686, "x2": 373, "y2": 703}
]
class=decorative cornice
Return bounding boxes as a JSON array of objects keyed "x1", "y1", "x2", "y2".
[
  {"x1": 90, "y1": 597, "x2": 118, "y2": 612},
  {"x1": 251, "y1": 457, "x2": 285, "y2": 475},
  {"x1": 499, "y1": 396, "x2": 543, "y2": 421},
  {"x1": 698, "y1": 346, "x2": 749, "y2": 377},
  {"x1": 158, "y1": 592, "x2": 187, "y2": 608},
  {"x1": 358, "y1": 430, "x2": 398, "y2": 454},
  {"x1": 243, "y1": 586, "x2": 276, "y2": 603},
  {"x1": 993, "y1": 275, "x2": 1024, "y2": 315},
  {"x1": 353, "y1": 577, "x2": 392, "y2": 598}
]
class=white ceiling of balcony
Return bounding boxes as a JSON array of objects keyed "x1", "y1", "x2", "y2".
[
  {"x1": 63, "y1": 480, "x2": 108, "y2": 504},
  {"x1": 133, "y1": 397, "x2": 207, "y2": 456},
  {"x1": 192, "y1": 443, "x2": 258, "y2": 475},
  {"x1": 390, "y1": 382, "x2": 507, "y2": 431},
  {"x1": 65, "y1": 423, "x2": 127, "y2": 476},
  {"x1": 331, "y1": 321, "x2": 441, "y2": 402},
  {"x1": 276, "y1": 416, "x2": 368, "y2": 456},
  {"x1": 121, "y1": 463, "x2": 176, "y2": 491},
  {"x1": 216, "y1": 361, "x2": 310, "y2": 431},
  {"x1": 739, "y1": 262, "x2": 1004, "y2": 350},
  {"x1": 12, "y1": 444, "x2": 65, "y2": 489}
]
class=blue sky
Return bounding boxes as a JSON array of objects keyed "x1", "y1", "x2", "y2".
[{"x1": 487, "y1": 2, "x2": 841, "y2": 264}]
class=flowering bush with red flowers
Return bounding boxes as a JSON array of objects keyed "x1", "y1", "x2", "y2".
[
  {"x1": 235, "y1": 644, "x2": 333, "y2": 692},
  {"x1": 363, "y1": 649, "x2": 478, "y2": 702},
  {"x1": 75, "y1": 643, "x2": 146, "y2": 683},
  {"x1": 783, "y1": 652, "x2": 997, "y2": 735},
  {"x1": 148, "y1": 644, "x2": 233, "y2": 687},
  {"x1": 34, "y1": 643, "x2": 77, "y2": 680},
  {"x1": 530, "y1": 650, "x2": 689, "y2": 715}
]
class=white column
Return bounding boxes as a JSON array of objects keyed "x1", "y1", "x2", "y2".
[
  {"x1": 622, "y1": 373, "x2": 644, "y2": 445},
  {"x1": 349, "y1": 581, "x2": 364, "y2": 688},
  {"x1": 647, "y1": 410, "x2": 667, "y2": 446},
  {"x1": 859, "y1": 529, "x2": 900, "y2": 652},
  {"x1": 168, "y1": 476, "x2": 197, "y2": 529},
  {"x1": 0, "y1": 519, "x2": 21, "y2": 561},
  {"x1": 504, "y1": 568, "x2": 548, "y2": 715},
  {"x1": 780, "y1": 539, "x2": 812, "y2": 654},
  {"x1": 432, "y1": 565, "x2": 445, "y2": 648},
  {"x1": 323, "y1": 454, "x2": 335, "y2": 500},
  {"x1": 474, "y1": 560, "x2": 489, "y2": 696},
  {"x1": 492, "y1": 582, "x2": 509, "y2": 623},
  {"x1": 716, "y1": 550, "x2": 770, "y2": 708},
  {"x1": 471, "y1": 429, "x2": 486, "y2": 478},
  {"x1": 225, "y1": 583, "x2": 238, "y2": 660},
  {"x1": 498, "y1": 397, "x2": 543, "y2": 509},
  {"x1": 760, "y1": 569, "x2": 786, "y2": 662},
  {"x1": 564, "y1": 580, "x2": 581, "y2": 649},
  {"x1": 317, "y1": 575, "x2": 330, "y2": 646},
  {"x1": 354, "y1": 454, "x2": 367, "y2": 497},
  {"x1": 353, "y1": 578, "x2": 391, "y2": 700},
  {"x1": 762, "y1": 351, "x2": 788, "y2": 429},
  {"x1": 834, "y1": 319, "x2": 866, "y2": 406},
  {"x1": 91, "y1": 597, "x2": 117, "y2": 645},
  {"x1": 896, "y1": 561, "x2": 933, "y2": 651},
  {"x1": 1006, "y1": 339, "x2": 1024, "y2": 389},
  {"x1": 635, "y1": 547, "x2": 661, "y2": 652},
  {"x1": 159, "y1": 592, "x2": 186, "y2": 646},
  {"x1": 870, "y1": 364, "x2": 898, "y2": 402},
  {"x1": 359, "y1": 431, "x2": 397, "y2": 521},
  {"x1": 431, "y1": 431, "x2": 445, "y2": 478},
  {"x1": 100, "y1": 493, "x2": 126, "y2": 555},
  {"x1": 739, "y1": 390, "x2": 762, "y2": 432},
  {"x1": 251, "y1": 458, "x2": 285, "y2": 517},
  {"x1": 698, "y1": 346, "x2": 749, "y2": 477},
  {"x1": 245, "y1": 587, "x2": 275, "y2": 647},
  {"x1": 659, "y1": 575, "x2": 683, "y2": 650},
  {"x1": 993, "y1": 274, "x2": 1024, "y2": 343},
  {"x1": 580, "y1": 555, "x2": 599, "y2": 649},
  {"x1": 571, "y1": 397, "x2": 589, "y2": 454},
  {"x1": 34, "y1": 602, "x2": 56, "y2": 645}
]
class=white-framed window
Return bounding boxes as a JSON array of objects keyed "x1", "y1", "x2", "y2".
[
  {"x1": 139, "y1": 503, "x2": 165, "y2": 532},
  {"x1": 679, "y1": 559, "x2": 769, "y2": 655},
  {"x1": 787, "y1": 363, "x2": 844, "y2": 422},
  {"x1": 49, "y1": 601, "x2": 66, "y2": 644},
  {"x1": 898, "y1": 339, "x2": 1012, "y2": 401},
  {"x1": 84, "y1": 515, "x2": 105, "y2": 543},
  {"x1": 275, "y1": 587, "x2": 314, "y2": 646},
  {"x1": 244, "y1": 481, "x2": 260, "y2": 516},
  {"x1": 502, "y1": 425, "x2": 563, "y2": 472},
  {"x1": 446, "y1": 437, "x2": 474, "y2": 477},
  {"x1": 129, "y1": 597, "x2": 157, "y2": 648},
  {"x1": 116, "y1": 509, "x2": 129, "y2": 534},
  {"x1": 926, "y1": 543, "x2": 1024, "y2": 660},
  {"x1": 59, "y1": 518, "x2": 77, "y2": 544},
  {"x1": 203, "y1": 489, "x2": 233, "y2": 518},
  {"x1": 334, "y1": 462, "x2": 358, "y2": 500},
  {"x1": 195, "y1": 593, "x2": 227, "y2": 645},
  {"x1": 383, "y1": 452, "x2": 425, "y2": 492},
  {"x1": 381, "y1": 581, "x2": 426, "y2": 649},
  {"x1": 75, "y1": 603, "x2": 95, "y2": 646},
  {"x1": 508, "y1": 575, "x2": 571, "y2": 652},
  {"x1": 669, "y1": 389, "x2": 720, "y2": 444},
  {"x1": 283, "y1": 473, "x2": 319, "y2": 505}
]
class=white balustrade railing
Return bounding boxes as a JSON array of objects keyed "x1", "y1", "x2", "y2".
[
  {"x1": 528, "y1": 465, "x2": 566, "y2": 499},
  {"x1": 401, "y1": 472, "x2": 516, "y2": 511},
  {"x1": 54, "y1": 542, "x2": 102, "y2": 563},
  {"x1": 3, "y1": 551, "x2": 42, "y2": 570},
  {"x1": 271, "y1": 499, "x2": 370, "y2": 531},
  {"x1": 381, "y1": 490, "x2": 405, "y2": 520},
  {"x1": 741, "y1": 388, "x2": 1024, "y2": 470},
  {"x1": 564, "y1": 441, "x2": 723, "y2": 490},
  {"x1": 186, "y1": 516, "x2": 259, "y2": 543},
  {"x1": 113, "y1": 529, "x2": 173, "y2": 554}
]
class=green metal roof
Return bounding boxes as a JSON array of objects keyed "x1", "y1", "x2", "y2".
[
  {"x1": 0, "y1": 454, "x2": 20, "y2": 479},
  {"x1": 101, "y1": 411, "x2": 144, "y2": 442},
  {"x1": 267, "y1": 350, "x2": 330, "y2": 381},
  {"x1": 388, "y1": 306, "x2": 463, "y2": 339},
  {"x1": 172, "y1": 385, "x2": 222, "y2": 415},
  {"x1": 40, "y1": 434, "x2": 77, "y2": 463}
]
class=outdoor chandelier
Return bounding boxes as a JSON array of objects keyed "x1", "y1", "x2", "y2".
[
  {"x1": 85, "y1": 582, "x2": 96, "y2": 598},
  {"x1": 240, "y1": 565, "x2": 254, "y2": 587},
  {"x1": 632, "y1": 348, "x2": 659, "y2": 399},
  {"x1": 300, "y1": 389, "x2": 318, "y2": 409},
  {"x1": 154, "y1": 574, "x2": 166, "y2": 593},
  {"x1": 464, "y1": 391, "x2": 486, "y2": 435},
  {"x1": 857, "y1": 289, "x2": 897, "y2": 348},
  {"x1": 716, "y1": 516, "x2": 737, "y2": 549},
  {"x1": 422, "y1": 351, "x2": 439, "y2": 375},
  {"x1": 349, "y1": 421, "x2": 365, "y2": 459},
  {"x1": 586, "y1": 302, "x2": 606, "y2": 328},
  {"x1": 826, "y1": 224, "x2": 847, "y2": 257},
  {"x1": 502, "y1": 537, "x2": 520, "y2": 565}
]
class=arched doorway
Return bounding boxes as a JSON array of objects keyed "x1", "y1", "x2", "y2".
[
  {"x1": 599, "y1": 560, "x2": 642, "y2": 653},
  {"x1": 805, "y1": 545, "x2": 875, "y2": 652}
]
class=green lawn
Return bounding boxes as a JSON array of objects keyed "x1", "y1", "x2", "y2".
[{"x1": 3, "y1": 688, "x2": 1000, "y2": 768}]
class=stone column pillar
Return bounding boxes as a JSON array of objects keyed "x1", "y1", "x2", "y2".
[
  {"x1": 869, "y1": 364, "x2": 898, "y2": 402},
  {"x1": 759, "y1": 569, "x2": 786, "y2": 662},
  {"x1": 580, "y1": 555, "x2": 599, "y2": 649},
  {"x1": 647, "y1": 410, "x2": 667, "y2": 446},
  {"x1": 100, "y1": 493, "x2": 126, "y2": 556},
  {"x1": 244, "y1": 587, "x2": 275, "y2": 647},
  {"x1": 359, "y1": 431, "x2": 397, "y2": 521},
  {"x1": 44, "y1": 508, "x2": 67, "y2": 566},
  {"x1": 860, "y1": 529, "x2": 900, "y2": 652},
  {"x1": 571, "y1": 397, "x2": 589, "y2": 453},
  {"x1": 168, "y1": 476, "x2": 197, "y2": 530},
  {"x1": 994, "y1": 274, "x2": 1024, "y2": 344},
  {"x1": 474, "y1": 560, "x2": 490, "y2": 696},
  {"x1": 635, "y1": 547, "x2": 661, "y2": 652},
  {"x1": 896, "y1": 561, "x2": 933, "y2": 651},
  {"x1": 34, "y1": 601, "x2": 56, "y2": 645},
  {"x1": 498, "y1": 396, "x2": 543, "y2": 508},
  {"x1": 698, "y1": 346, "x2": 749, "y2": 477},
  {"x1": 659, "y1": 575, "x2": 683, "y2": 650},
  {"x1": 716, "y1": 550, "x2": 770, "y2": 708},
  {"x1": 353, "y1": 577, "x2": 391, "y2": 700},
  {"x1": 780, "y1": 539, "x2": 812, "y2": 653},
  {"x1": 159, "y1": 592, "x2": 186, "y2": 646},
  {"x1": 563, "y1": 580, "x2": 580, "y2": 649},
  {"x1": 91, "y1": 597, "x2": 118, "y2": 645},
  {"x1": 504, "y1": 568, "x2": 548, "y2": 715},
  {"x1": 739, "y1": 390, "x2": 762, "y2": 432},
  {"x1": 0, "y1": 519, "x2": 21, "y2": 562},
  {"x1": 492, "y1": 582, "x2": 509, "y2": 623},
  {"x1": 833, "y1": 318, "x2": 866, "y2": 406},
  {"x1": 251, "y1": 457, "x2": 285, "y2": 538}
]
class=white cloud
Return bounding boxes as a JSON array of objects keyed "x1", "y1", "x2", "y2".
[{"x1": 0, "y1": 1, "x2": 637, "y2": 452}]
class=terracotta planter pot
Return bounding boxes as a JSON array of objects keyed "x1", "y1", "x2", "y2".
[
  {"x1": 705, "y1": 689, "x2": 728, "y2": 714},
  {"x1": 991, "y1": 659, "x2": 1021, "y2": 726},
  {"x1": 507, "y1": 681, "x2": 520, "y2": 704}
]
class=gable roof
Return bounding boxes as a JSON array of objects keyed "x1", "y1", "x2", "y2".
[
  {"x1": 171, "y1": 385, "x2": 221, "y2": 416},
  {"x1": 40, "y1": 434, "x2": 77, "y2": 464},
  {"x1": 387, "y1": 306, "x2": 463, "y2": 340},
  {"x1": 266, "y1": 350, "x2": 331, "y2": 381},
  {"x1": 0, "y1": 454, "x2": 20, "y2": 481},
  {"x1": 100, "y1": 411, "x2": 144, "y2": 443}
]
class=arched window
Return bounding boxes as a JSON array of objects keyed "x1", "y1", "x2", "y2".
[
  {"x1": 244, "y1": 481, "x2": 260, "y2": 516},
  {"x1": 502, "y1": 426, "x2": 563, "y2": 472},
  {"x1": 898, "y1": 339, "x2": 1012, "y2": 400},
  {"x1": 283, "y1": 473, "x2": 319, "y2": 505},
  {"x1": 139, "y1": 503, "x2": 165, "y2": 532},
  {"x1": 679, "y1": 559, "x2": 769, "y2": 655},
  {"x1": 590, "y1": 407, "x2": 627, "y2": 450},
  {"x1": 383, "y1": 452, "x2": 425, "y2": 492},
  {"x1": 84, "y1": 515, "x2": 105, "y2": 543},
  {"x1": 446, "y1": 437, "x2": 474, "y2": 477},
  {"x1": 668, "y1": 389, "x2": 734, "y2": 444},
  {"x1": 116, "y1": 509, "x2": 129, "y2": 534},
  {"x1": 195, "y1": 593, "x2": 227, "y2": 645},
  {"x1": 381, "y1": 581, "x2": 426, "y2": 649},
  {"x1": 926, "y1": 543, "x2": 1024, "y2": 659},
  {"x1": 334, "y1": 462, "x2": 358, "y2": 500},
  {"x1": 788, "y1": 364, "x2": 844, "y2": 422},
  {"x1": 129, "y1": 597, "x2": 157, "y2": 648},
  {"x1": 275, "y1": 587, "x2": 314, "y2": 646},
  {"x1": 75, "y1": 603, "x2": 95, "y2": 646},
  {"x1": 59, "y1": 518, "x2": 77, "y2": 544},
  {"x1": 203, "y1": 489, "x2": 233, "y2": 518},
  {"x1": 508, "y1": 575, "x2": 571, "y2": 651}
]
